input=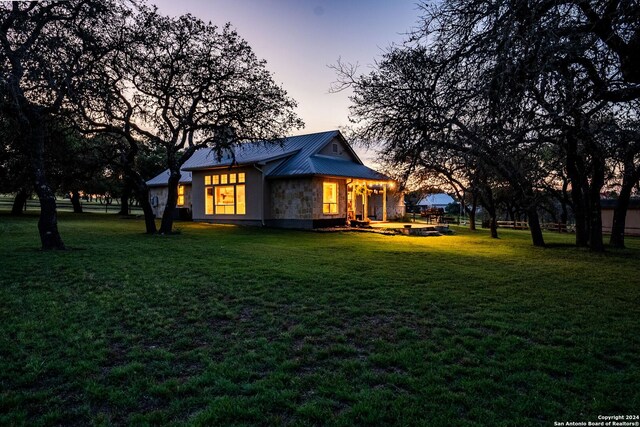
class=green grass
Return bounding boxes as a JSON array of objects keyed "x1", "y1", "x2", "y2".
[{"x1": 1, "y1": 213, "x2": 639, "y2": 426}]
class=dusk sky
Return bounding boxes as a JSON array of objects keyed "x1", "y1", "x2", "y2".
[{"x1": 151, "y1": 0, "x2": 420, "y2": 139}]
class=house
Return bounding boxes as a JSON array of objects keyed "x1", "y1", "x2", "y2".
[
  {"x1": 601, "y1": 198, "x2": 640, "y2": 236},
  {"x1": 147, "y1": 130, "x2": 404, "y2": 228},
  {"x1": 416, "y1": 193, "x2": 455, "y2": 210},
  {"x1": 147, "y1": 171, "x2": 193, "y2": 220}
]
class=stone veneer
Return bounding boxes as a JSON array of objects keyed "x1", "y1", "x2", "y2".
[
  {"x1": 269, "y1": 177, "x2": 346, "y2": 221},
  {"x1": 386, "y1": 191, "x2": 406, "y2": 220}
]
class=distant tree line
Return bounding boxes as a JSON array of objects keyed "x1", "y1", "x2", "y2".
[
  {"x1": 1, "y1": 1, "x2": 302, "y2": 249},
  {"x1": 334, "y1": 0, "x2": 640, "y2": 251}
]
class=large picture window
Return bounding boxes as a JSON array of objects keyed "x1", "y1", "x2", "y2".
[
  {"x1": 204, "y1": 172, "x2": 246, "y2": 215},
  {"x1": 323, "y1": 182, "x2": 338, "y2": 214},
  {"x1": 215, "y1": 186, "x2": 235, "y2": 214}
]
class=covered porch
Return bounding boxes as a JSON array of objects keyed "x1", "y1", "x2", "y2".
[{"x1": 347, "y1": 179, "x2": 396, "y2": 223}]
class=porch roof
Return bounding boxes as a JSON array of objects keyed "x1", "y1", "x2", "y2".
[{"x1": 268, "y1": 154, "x2": 391, "y2": 181}]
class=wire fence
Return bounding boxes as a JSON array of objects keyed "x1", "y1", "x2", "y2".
[{"x1": 0, "y1": 196, "x2": 144, "y2": 215}]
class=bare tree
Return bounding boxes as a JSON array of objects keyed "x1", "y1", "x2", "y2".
[
  {"x1": 333, "y1": 45, "x2": 549, "y2": 246},
  {"x1": 78, "y1": 6, "x2": 303, "y2": 234},
  {"x1": 333, "y1": 0, "x2": 640, "y2": 251},
  {"x1": 608, "y1": 107, "x2": 640, "y2": 248},
  {"x1": 0, "y1": 1, "x2": 117, "y2": 249}
]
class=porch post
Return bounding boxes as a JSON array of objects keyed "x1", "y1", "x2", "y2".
[
  {"x1": 363, "y1": 184, "x2": 368, "y2": 221},
  {"x1": 383, "y1": 183, "x2": 387, "y2": 222}
]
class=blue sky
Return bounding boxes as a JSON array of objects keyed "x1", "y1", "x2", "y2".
[{"x1": 152, "y1": 0, "x2": 419, "y2": 136}]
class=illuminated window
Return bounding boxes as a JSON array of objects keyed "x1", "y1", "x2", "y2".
[
  {"x1": 205, "y1": 187, "x2": 213, "y2": 214},
  {"x1": 205, "y1": 176, "x2": 211, "y2": 185},
  {"x1": 215, "y1": 186, "x2": 235, "y2": 214},
  {"x1": 323, "y1": 182, "x2": 338, "y2": 214},
  {"x1": 204, "y1": 172, "x2": 246, "y2": 215},
  {"x1": 177, "y1": 185, "x2": 185, "y2": 206},
  {"x1": 236, "y1": 185, "x2": 246, "y2": 214}
]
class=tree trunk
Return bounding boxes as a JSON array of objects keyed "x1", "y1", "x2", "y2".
[
  {"x1": 11, "y1": 189, "x2": 29, "y2": 215},
  {"x1": 137, "y1": 184, "x2": 157, "y2": 234},
  {"x1": 587, "y1": 197, "x2": 604, "y2": 252},
  {"x1": 468, "y1": 192, "x2": 478, "y2": 230},
  {"x1": 128, "y1": 174, "x2": 156, "y2": 234},
  {"x1": 120, "y1": 144, "x2": 157, "y2": 234},
  {"x1": 118, "y1": 181, "x2": 131, "y2": 215},
  {"x1": 481, "y1": 185, "x2": 498, "y2": 238},
  {"x1": 609, "y1": 157, "x2": 640, "y2": 248},
  {"x1": 70, "y1": 190, "x2": 83, "y2": 213},
  {"x1": 527, "y1": 206, "x2": 545, "y2": 247},
  {"x1": 587, "y1": 155, "x2": 605, "y2": 252},
  {"x1": 610, "y1": 196, "x2": 630, "y2": 249},
  {"x1": 159, "y1": 170, "x2": 180, "y2": 234},
  {"x1": 28, "y1": 114, "x2": 65, "y2": 250},
  {"x1": 565, "y1": 134, "x2": 589, "y2": 246},
  {"x1": 560, "y1": 178, "x2": 570, "y2": 226},
  {"x1": 489, "y1": 216, "x2": 498, "y2": 238}
]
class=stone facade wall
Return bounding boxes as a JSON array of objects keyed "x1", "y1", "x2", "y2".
[
  {"x1": 268, "y1": 177, "x2": 347, "y2": 221},
  {"x1": 386, "y1": 190, "x2": 406, "y2": 220},
  {"x1": 269, "y1": 177, "x2": 314, "y2": 220},
  {"x1": 310, "y1": 177, "x2": 347, "y2": 220}
]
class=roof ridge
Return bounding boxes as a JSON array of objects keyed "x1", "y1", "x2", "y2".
[{"x1": 312, "y1": 153, "x2": 351, "y2": 162}]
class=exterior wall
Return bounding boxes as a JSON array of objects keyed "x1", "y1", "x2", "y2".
[
  {"x1": 386, "y1": 190, "x2": 406, "y2": 220},
  {"x1": 149, "y1": 184, "x2": 192, "y2": 219},
  {"x1": 266, "y1": 176, "x2": 347, "y2": 228},
  {"x1": 317, "y1": 136, "x2": 356, "y2": 161},
  {"x1": 268, "y1": 177, "x2": 314, "y2": 220},
  {"x1": 149, "y1": 187, "x2": 166, "y2": 218},
  {"x1": 602, "y1": 208, "x2": 640, "y2": 236},
  {"x1": 192, "y1": 166, "x2": 263, "y2": 224},
  {"x1": 157, "y1": 169, "x2": 405, "y2": 228}
]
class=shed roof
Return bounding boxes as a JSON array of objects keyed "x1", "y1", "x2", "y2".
[
  {"x1": 147, "y1": 170, "x2": 192, "y2": 188},
  {"x1": 146, "y1": 130, "x2": 391, "y2": 186},
  {"x1": 417, "y1": 193, "x2": 455, "y2": 207}
]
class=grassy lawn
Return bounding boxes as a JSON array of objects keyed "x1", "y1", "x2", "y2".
[{"x1": 1, "y1": 213, "x2": 639, "y2": 426}]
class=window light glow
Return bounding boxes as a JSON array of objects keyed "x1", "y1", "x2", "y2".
[
  {"x1": 204, "y1": 172, "x2": 246, "y2": 215},
  {"x1": 177, "y1": 185, "x2": 185, "y2": 206},
  {"x1": 323, "y1": 182, "x2": 338, "y2": 214}
]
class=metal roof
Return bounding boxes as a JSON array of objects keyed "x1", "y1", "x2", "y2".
[
  {"x1": 146, "y1": 170, "x2": 192, "y2": 187},
  {"x1": 268, "y1": 154, "x2": 390, "y2": 181},
  {"x1": 417, "y1": 193, "x2": 455, "y2": 207},
  {"x1": 146, "y1": 130, "x2": 392, "y2": 186}
]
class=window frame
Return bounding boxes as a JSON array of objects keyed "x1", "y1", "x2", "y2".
[
  {"x1": 323, "y1": 181, "x2": 338, "y2": 215},
  {"x1": 204, "y1": 172, "x2": 246, "y2": 216},
  {"x1": 177, "y1": 185, "x2": 185, "y2": 206}
]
